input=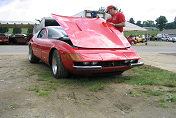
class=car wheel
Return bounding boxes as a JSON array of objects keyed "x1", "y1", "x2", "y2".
[
  {"x1": 52, "y1": 50, "x2": 68, "y2": 79},
  {"x1": 131, "y1": 40, "x2": 135, "y2": 45},
  {"x1": 28, "y1": 45, "x2": 39, "y2": 63}
]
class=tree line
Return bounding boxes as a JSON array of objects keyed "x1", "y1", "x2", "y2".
[
  {"x1": 129, "y1": 16, "x2": 176, "y2": 31},
  {"x1": 0, "y1": 27, "x2": 33, "y2": 34}
]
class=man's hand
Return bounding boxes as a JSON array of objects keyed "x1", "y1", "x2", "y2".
[
  {"x1": 109, "y1": 22, "x2": 125, "y2": 28},
  {"x1": 109, "y1": 22, "x2": 116, "y2": 27}
]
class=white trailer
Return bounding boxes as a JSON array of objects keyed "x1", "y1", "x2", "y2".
[{"x1": 73, "y1": 10, "x2": 109, "y2": 19}]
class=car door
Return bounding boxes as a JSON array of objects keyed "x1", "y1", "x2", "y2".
[
  {"x1": 39, "y1": 28, "x2": 54, "y2": 63},
  {"x1": 34, "y1": 28, "x2": 46, "y2": 59}
]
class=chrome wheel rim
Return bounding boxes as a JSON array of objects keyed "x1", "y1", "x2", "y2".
[
  {"x1": 52, "y1": 54, "x2": 57, "y2": 75},
  {"x1": 131, "y1": 41, "x2": 134, "y2": 45}
]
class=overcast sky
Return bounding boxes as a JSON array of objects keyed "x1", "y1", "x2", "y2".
[{"x1": 0, "y1": 0, "x2": 175, "y2": 23}]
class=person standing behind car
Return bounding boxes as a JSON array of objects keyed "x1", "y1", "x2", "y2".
[
  {"x1": 91, "y1": 11, "x2": 99, "y2": 18},
  {"x1": 106, "y1": 5, "x2": 126, "y2": 33}
]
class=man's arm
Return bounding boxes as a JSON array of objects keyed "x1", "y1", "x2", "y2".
[{"x1": 110, "y1": 21, "x2": 126, "y2": 28}]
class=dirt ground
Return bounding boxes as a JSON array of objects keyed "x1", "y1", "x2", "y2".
[{"x1": 0, "y1": 54, "x2": 176, "y2": 118}]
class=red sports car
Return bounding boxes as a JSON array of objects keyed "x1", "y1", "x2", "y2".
[
  {"x1": 127, "y1": 38, "x2": 137, "y2": 45},
  {"x1": 0, "y1": 33, "x2": 9, "y2": 44},
  {"x1": 28, "y1": 14, "x2": 143, "y2": 78}
]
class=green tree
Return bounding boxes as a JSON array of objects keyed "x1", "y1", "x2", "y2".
[
  {"x1": 0, "y1": 27, "x2": 8, "y2": 33},
  {"x1": 129, "y1": 18, "x2": 135, "y2": 24},
  {"x1": 27, "y1": 28, "x2": 33, "y2": 34},
  {"x1": 13, "y1": 28, "x2": 22, "y2": 34},
  {"x1": 165, "y1": 22, "x2": 176, "y2": 29},
  {"x1": 143, "y1": 20, "x2": 155, "y2": 27},
  {"x1": 136, "y1": 21, "x2": 143, "y2": 27},
  {"x1": 155, "y1": 16, "x2": 168, "y2": 31}
]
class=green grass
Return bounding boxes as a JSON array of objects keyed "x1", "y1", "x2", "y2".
[
  {"x1": 116, "y1": 65, "x2": 176, "y2": 87},
  {"x1": 27, "y1": 85, "x2": 40, "y2": 93},
  {"x1": 9, "y1": 104, "x2": 16, "y2": 109},
  {"x1": 79, "y1": 100, "x2": 88, "y2": 105},
  {"x1": 141, "y1": 88, "x2": 164, "y2": 96},
  {"x1": 129, "y1": 90, "x2": 141, "y2": 97},
  {"x1": 167, "y1": 95, "x2": 176, "y2": 102},
  {"x1": 89, "y1": 83, "x2": 105, "y2": 92},
  {"x1": 167, "y1": 89, "x2": 176, "y2": 93},
  {"x1": 37, "y1": 92, "x2": 50, "y2": 98},
  {"x1": 124, "y1": 30, "x2": 160, "y2": 38},
  {"x1": 27, "y1": 65, "x2": 176, "y2": 92}
]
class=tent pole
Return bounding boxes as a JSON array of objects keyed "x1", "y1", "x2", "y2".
[{"x1": 145, "y1": 31, "x2": 148, "y2": 45}]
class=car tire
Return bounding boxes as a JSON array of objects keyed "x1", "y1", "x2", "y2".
[
  {"x1": 131, "y1": 40, "x2": 135, "y2": 45},
  {"x1": 28, "y1": 45, "x2": 39, "y2": 63},
  {"x1": 52, "y1": 50, "x2": 68, "y2": 79}
]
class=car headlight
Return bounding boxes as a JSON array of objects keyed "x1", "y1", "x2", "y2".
[
  {"x1": 130, "y1": 60, "x2": 135, "y2": 63},
  {"x1": 91, "y1": 62, "x2": 98, "y2": 65},
  {"x1": 124, "y1": 60, "x2": 130, "y2": 63},
  {"x1": 83, "y1": 62, "x2": 90, "y2": 65}
]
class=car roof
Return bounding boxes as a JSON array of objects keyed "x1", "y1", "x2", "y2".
[{"x1": 47, "y1": 26, "x2": 62, "y2": 29}]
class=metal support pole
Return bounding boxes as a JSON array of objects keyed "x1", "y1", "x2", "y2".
[{"x1": 145, "y1": 32, "x2": 148, "y2": 45}]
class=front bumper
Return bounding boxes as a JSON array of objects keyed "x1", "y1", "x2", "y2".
[
  {"x1": 73, "y1": 66, "x2": 102, "y2": 70},
  {"x1": 130, "y1": 62, "x2": 144, "y2": 67},
  {"x1": 73, "y1": 62, "x2": 144, "y2": 70}
]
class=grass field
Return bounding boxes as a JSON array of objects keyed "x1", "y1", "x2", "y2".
[{"x1": 124, "y1": 31, "x2": 160, "y2": 38}]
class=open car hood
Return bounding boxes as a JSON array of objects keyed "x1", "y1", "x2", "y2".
[{"x1": 52, "y1": 14, "x2": 130, "y2": 49}]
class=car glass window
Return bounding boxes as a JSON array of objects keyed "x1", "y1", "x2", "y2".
[
  {"x1": 47, "y1": 27, "x2": 68, "y2": 39},
  {"x1": 37, "y1": 29, "x2": 46, "y2": 39}
]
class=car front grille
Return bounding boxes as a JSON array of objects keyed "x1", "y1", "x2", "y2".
[{"x1": 74, "y1": 60, "x2": 138, "y2": 67}]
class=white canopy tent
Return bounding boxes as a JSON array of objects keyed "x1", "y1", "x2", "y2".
[{"x1": 124, "y1": 21, "x2": 147, "y2": 31}]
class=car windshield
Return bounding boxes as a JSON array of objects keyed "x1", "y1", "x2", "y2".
[
  {"x1": 48, "y1": 27, "x2": 68, "y2": 39},
  {"x1": 169, "y1": 34, "x2": 176, "y2": 37}
]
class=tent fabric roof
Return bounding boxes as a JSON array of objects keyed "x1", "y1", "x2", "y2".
[
  {"x1": 124, "y1": 22, "x2": 147, "y2": 31},
  {"x1": 0, "y1": 21, "x2": 38, "y2": 25}
]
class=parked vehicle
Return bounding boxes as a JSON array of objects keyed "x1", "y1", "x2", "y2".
[
  {"x1": 133, "y1": 36, "x2": 146, "y2": 43},
  {"x1": 128, "y1": 35, "x2": 145, "y2": 43},
  {"x1": 0, "y1": 33, "x2": 9, "y2": 44},
  {"x1": 156, "y1": 34, "x2": 170, "y2": 41},
  {"x1": 29, "y1": 14, "x2": 144, "y2": 79},
  {"x1": 168, "y1": 34, "x2": 176, "y2": 42},
  {"x1": 171, "y1": 37, "x2": 176, "y2": 42},
  {"x1": 127, "y1": 38, "x2": 137, "y2": 45},
  {"x1": 13, "y1": 34, "x2": 28, "y2": 44}
]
